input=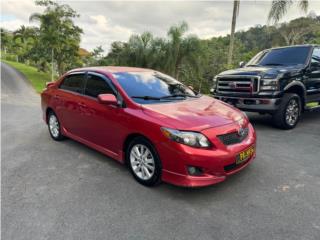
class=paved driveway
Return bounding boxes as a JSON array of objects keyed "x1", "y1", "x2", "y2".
[{"x1": 2, "y1": 62, "x2": 320, "y2": 240}]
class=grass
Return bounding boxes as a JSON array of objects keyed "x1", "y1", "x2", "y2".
[{"x1": 1, "y1": 59, "x2": 52, "y2": 93}]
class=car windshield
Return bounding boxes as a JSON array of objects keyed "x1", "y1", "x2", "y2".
[
  {"x1": 113, "y1": 71, "x2": 198, "y2": 104},
  {"x1": 246, "y1": 46, "x2": 311, "y2": 67}
]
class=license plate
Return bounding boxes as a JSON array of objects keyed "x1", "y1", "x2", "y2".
[{"x1": 236, "y1": 146, "x2": 255, "y2": 165}]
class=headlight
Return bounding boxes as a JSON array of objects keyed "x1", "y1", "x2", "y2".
[
  {"x1": 212, "y1": 76, "x2": 218, "y2": 89},
  {"x1": 161, "y1": 127, "x2": 211, "y2": 148},
  {"x1": 260, "y1": 79, "x2": 278, "y2": 91}
]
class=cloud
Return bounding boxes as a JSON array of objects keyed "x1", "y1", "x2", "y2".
[{"x1": 1, "y1": 0, "x2": 320, "y2": 52}]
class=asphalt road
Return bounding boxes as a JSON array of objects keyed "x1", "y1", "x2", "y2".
[{"x1": 2, "y1": 62, "x2": 320, "y2": 240}]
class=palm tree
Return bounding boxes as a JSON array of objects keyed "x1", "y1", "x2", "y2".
[
  {"x1": 227, "y1": 0, "x2": 240, "y2": 66},
  {"x1": 166, "y1": 21, "x2": 188, "y2": 78},
  {"x1": 268, "y1": 0, "x2": 309, "y2": 24},
  {"x1": 13, "y1": 25, "x2": 37, "y2": 44},
  {"x1": 128, "y1": 32, "x2": 154, "y2": 67}
]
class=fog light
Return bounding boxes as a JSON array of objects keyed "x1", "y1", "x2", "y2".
[{"x1": 187, "y1": 166, "x2": 203, "y2": 176}]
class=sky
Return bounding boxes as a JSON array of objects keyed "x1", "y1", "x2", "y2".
[{"x1": 1, "y1": 0, "x2": 320, "y2": 53}]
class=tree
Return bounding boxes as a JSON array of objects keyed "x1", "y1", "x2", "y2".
[
  {"x1": 13, "y1": 25, "x2": 37, "y2": 44},
  {"x1": 227, "y1": 0, "x2": 240, "y2": 66},
  {"x1": 127, "y1": 32, "x2": 154, "y2": 67},
  {"x1": 166, "y1": 21, "x2": 201, "y2": 79},
  {"x1": 29, "y1": 0, "x2": 83, "y2": 76},
  {"x1": 1, "y1": 28, "x2": 12, "y2": 53},
  {"x1": 92, "y1": 46, "x2": 104, "y2": 59},
  {"x1": 268, "y1": 0, "x2": 308, "y2": 24}
]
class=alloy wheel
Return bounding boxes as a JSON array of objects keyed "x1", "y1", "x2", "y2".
[
  {"x1": 49, "y1": 114, "x2": 60, "y2": 138},
  {"x1": 130, "y1": 144, "x2": 155, "y2": 180},
  {"x1": 285, "y1": 98, "x2": 299, "y2": 126}
]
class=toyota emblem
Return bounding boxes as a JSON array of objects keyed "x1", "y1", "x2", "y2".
[{"x1": 238, "y1": 127, "x2": 245, "y2": 137}]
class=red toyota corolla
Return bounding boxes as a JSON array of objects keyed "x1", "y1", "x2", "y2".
[{"x1": 41, "y1": 67, "x2": 256, "y2": 187}]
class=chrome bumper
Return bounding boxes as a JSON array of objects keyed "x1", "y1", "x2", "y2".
[{"x1": 215, "y1": 96, "x2": 281, "y2": 112}]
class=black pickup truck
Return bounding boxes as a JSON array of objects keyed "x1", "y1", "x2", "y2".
[{"x1": 212, "y1": 45, "x2": 320, "y2": 129}]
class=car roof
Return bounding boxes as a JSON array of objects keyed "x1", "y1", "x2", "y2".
[
  {"x1": 68, "y1": 66, "x2": 154, "y2": 75},
  {"x1": 267, "y1": 44, "x2": 318, "y2": 51}
]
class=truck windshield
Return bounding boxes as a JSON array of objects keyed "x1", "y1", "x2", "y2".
[{"x1": 247, "y1": 46, "x2": 311, "y2": 67}]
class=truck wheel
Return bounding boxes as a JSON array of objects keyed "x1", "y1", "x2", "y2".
[{"x1": 272, "y1": 93, "x2": 301, "y2": 130}]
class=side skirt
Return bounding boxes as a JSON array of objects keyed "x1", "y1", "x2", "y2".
[{"x1": 62, "y1": 127, "x2": 125, "y2": 164}]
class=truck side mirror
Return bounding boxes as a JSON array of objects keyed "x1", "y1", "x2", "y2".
[
  {"x1": 239, "y1": 61, "x2": 246, "y2": 68},
  {"x1": 310, "y1": 61, "x2": 320, "y2": 71}
]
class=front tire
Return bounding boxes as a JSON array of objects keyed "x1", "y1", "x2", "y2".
[
  {"x1": 47, "y1": 111, "x2": 65, "y2": 141},
  {"x1": 272, "y1": 93, "x2": 301, "y2": 130},
  {"x1": 126, "y1": 137, "x2": 162, "y2": 187}
]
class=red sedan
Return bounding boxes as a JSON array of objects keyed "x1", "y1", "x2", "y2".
[{"x1": 41, "y1": 67, "x2": 256, "y2": 187}]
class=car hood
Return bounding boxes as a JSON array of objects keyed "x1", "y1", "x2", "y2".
[
  {"x1": 218, "y1": 65, "x2": 305, "y2": 79},
  {"x1": 141, "y1": 95, "x2": 245, "y2": 131}
]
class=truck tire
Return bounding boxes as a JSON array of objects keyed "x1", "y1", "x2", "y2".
[{"x1": 272, "y1": 93, "x2": 301, "y2": 130}]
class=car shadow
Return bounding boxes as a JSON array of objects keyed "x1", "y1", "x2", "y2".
[
  {"x1": 58, "y1": 134, "x2": 256, "y2": 201},
  {"x1": 246, "y1": 109, "x2": 320, "y2": 129}
]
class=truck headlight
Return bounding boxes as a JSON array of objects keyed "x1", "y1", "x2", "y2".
[
  {"x1": 161, "y1": 127, "x2": 211, "y2": 148},
  {"x1": 260, "y1": 79, "x2": 278, "y2": 91},
  {"x1": 212, "y1": 76, "x2": 218, "y2": 89}
]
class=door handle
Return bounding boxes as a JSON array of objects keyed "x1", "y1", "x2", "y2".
[
  {"x1": 53, "y1": 95, "x2": 60, "y2": 100},
  {"x1": 78, "y1": 102, "x2": 87, "y2": 107}
]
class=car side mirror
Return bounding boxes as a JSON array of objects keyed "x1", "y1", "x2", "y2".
[
  {"x1": 310, "y1": 61, "x2": 320, "y2": 71},
  {"x1": 98, "y1": 94, "x2": 118, "y2": 106},
  {"x1": 46, "y1": 82, "x2": 55, "y2": 88},
  {"x1": 239, "y1": 61, "x2": 246, "y2": 68}
]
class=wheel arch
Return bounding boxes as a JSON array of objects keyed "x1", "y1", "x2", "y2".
[
  {"x1": 283, "y1": 82, "x2": 306, "y2": 108},
  {"x1": 122, "y1": 133, "x2": 154, "y2": 154},
  {"x1": 45, "y1": 107, "x2": 54, "y2": 123}
]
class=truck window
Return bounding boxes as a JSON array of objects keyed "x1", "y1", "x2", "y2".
[{"x1": 311, "y1": 48, "x2": 320, "y2": 64}]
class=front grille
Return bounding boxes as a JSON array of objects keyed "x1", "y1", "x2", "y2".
[
  {"x1": 224, "y1": 161, "x2": 248, "y2": 172},
  {"x1": 217, "y1": 127, "x2": 249, "y2": 146},
  {"x1": 217, "y1": 75, "x2": 260, "y2": 94}
]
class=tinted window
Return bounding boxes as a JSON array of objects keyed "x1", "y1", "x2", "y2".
[
  {"x1": 247, "y1": 46, "x2": 311, "y2": 66},
  {"x1": 85, "y1": 74, "x2": 114, "y2": 98},
  {"x1": 311, "y1": 48, "x2": 320, "y2": 64},
  {"x1": 113, "y1": 72, "x2": 196, "y2": 104},
  {"x1": 60, "y1": 74, "x2": 85, "y2": 93}
]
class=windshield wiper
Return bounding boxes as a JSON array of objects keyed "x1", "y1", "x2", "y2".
[
  {"x1": 263, "y1": 63, "x2": 284, "y2": 66},
  {"x1": 131, "y1": 94, "x2": 199, "y2": 101},
  {"x1": 246, "y1": 64, "x2": 260, "y2": 67},
  {"x1": 131, "y1": 96, "x2": 162, "y2": 100},
  {"x1": 160, "y1": 94, "x2": 187, "y2": 99}
]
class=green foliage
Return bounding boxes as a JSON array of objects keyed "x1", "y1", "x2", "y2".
[
  {"x1": 29, "y1": 0, "x2": 83, "y2": 75},
  {"x1": 102, "y1": 16, "x2": 319, "y2": 94},
  {"x1": 268, "y1": 0, "x2": 309, "y2": 24},
  {"x1": 2, "y1": 59, "x2": 52, "y2": 93},
  {"x1": 2, "y1": 0, "x2": 319, "y2": 95}
]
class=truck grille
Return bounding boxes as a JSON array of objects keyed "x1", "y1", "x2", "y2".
[
  {"x1": 217, "y1": 75, "x2": 260, "y2": 94},
  {"x1": 217, "y1": 127, "x2": 249, "y2": 145}
]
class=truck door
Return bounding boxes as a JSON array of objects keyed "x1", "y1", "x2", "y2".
[{"x1": 306, "y1": 47, "x2": 320, "y2": 103}]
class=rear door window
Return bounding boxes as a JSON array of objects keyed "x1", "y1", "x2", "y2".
[
  {"x1": 60, "y1": 74, "x2": 85, "y2": 94},
  {"x1": 84, "y1": 74, "x2": 114, "y2": 98}
]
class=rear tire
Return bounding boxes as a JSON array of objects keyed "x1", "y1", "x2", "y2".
[
  {"x1": 126, "y1": 137, "x2": 162, "y2": 187},
  {"x1": 272, "y1": 93, "x2": 301, "y2": 130},
  {"x1": 47, "y1": 111, "x2": 66, "y2": 141}
]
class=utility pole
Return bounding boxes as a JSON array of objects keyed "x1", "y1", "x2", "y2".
[{"x1": 227, "y1": 0, "x2": 240, "y2": 66}]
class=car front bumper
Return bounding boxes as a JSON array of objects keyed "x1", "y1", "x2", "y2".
[
  {"x1": 214, "y1": 96, "x2": 281, "y2": 112},
  {"x1": 158, "y1": 123, "x2": 256, "y2": 187}
]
